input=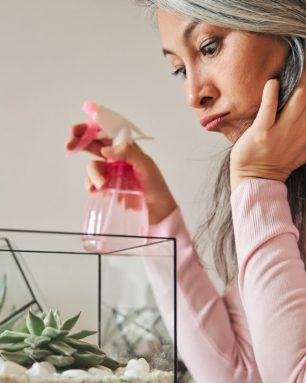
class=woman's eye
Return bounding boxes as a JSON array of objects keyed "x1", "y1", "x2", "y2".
[
  {"x1": 200, "y1": 39, "x2": 220, "y2": 56},
  {"x1": 171, "y1": 67, "x2": 187, "y2": 80}
]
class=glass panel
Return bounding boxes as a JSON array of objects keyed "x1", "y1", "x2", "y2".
[
  {"x1": 0, "y1": 237, "x2": 40, "y2": 326},
  {"x1": 99, "y1": 251, "x2": 174, "y2": 372},
  {"x1": 0, "y1": 229, "x2": 177, "y2": 380}
]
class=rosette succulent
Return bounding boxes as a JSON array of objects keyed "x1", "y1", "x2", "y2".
[{"x1": 0, "y1": 309, "x2": 122, "y2": 370}]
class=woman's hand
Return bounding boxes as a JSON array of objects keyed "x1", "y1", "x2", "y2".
[
  {"x1": 230, "y1": 70, "x2": 306, "y2": 192},
  {"x1": 66, "y1": 124, "x2": 177, "y2": 225}
]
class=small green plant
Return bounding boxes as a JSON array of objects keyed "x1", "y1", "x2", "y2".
[{"x1": 0, "y1": 308, "x2": 122, "y2": 370}]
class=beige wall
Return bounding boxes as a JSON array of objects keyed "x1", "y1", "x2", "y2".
[{"x1": 0, "y1": 1, "x2": 227, "y2": 279}]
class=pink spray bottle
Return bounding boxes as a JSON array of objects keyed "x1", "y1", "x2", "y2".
[{"x1": 69, "y1": 101, "x2": 153, "y2": 253}]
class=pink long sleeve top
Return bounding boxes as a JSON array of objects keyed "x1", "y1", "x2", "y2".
[{"x1": 147, "y1": 179, "x2": 306, "y2": 383}]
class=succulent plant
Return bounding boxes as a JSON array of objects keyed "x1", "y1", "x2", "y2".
[{"x1": 0, "y1": 308, "x2": 122, "y2": 370}]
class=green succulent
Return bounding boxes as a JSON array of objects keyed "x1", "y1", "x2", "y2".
[{"x1": 0, "y1": 308, "x2": 122, "y2": 370}]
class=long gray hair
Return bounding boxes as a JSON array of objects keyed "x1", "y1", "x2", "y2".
[{"x1": 136, "y1": 0, "x2": 306, "y2": 285}]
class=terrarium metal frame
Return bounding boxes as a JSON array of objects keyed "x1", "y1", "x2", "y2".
[{"x1": 0, "y1": 228, "x2": 178, "y2": 381}]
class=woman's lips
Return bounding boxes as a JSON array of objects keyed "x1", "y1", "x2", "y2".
[{"x1": 200, "y1": 113, "x2": 230, "y2": 131}]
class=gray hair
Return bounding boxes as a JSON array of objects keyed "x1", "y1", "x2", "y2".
[
  {"x1": 137, "y1": 0, "x2": 306, "y2": 108},
  {"x1": 136, "y1": 0, "x2": 306, "y2": 284}
]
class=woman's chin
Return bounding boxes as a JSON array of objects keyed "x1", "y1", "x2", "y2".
[
  {"x1": 221, "y1": 122, "x2": 251, "y2": 144},
  {"x1": 220, "y1": 126, "x2": 242, "y2": 144}
]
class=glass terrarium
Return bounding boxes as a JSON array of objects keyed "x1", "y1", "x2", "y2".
[{"x1": 0, "y1": 228, "x2": 177, "y2": 380}]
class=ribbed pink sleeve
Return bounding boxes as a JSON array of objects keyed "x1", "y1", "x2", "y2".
[
  {"x1": 231, "y1": 179, "x2": 306, "y2": 383},
  {"x1": 148, "y1": 209, "x2": 261, "y2": 383}
]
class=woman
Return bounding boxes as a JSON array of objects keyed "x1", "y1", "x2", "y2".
[{"x1": 67, "y1": 1, "x2": 306, "y2": 382}]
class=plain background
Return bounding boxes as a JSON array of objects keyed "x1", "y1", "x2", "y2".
[
  {"x1": 0, "y1": 0, "x2": 228, "y2": 230},
  {"x1": 0, "y1": 0, "x2": 229, "y2": 311},
  {"x1": 0, "y1": 2, "x2": 230, "y2": 363}
]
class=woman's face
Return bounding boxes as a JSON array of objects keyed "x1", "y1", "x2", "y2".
[{"x1": 157, "y1": 9, "x2": 289, "y2": 143}]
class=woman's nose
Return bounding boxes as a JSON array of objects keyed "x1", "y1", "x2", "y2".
[{"x1": 185, "y1": 73, "x2": 218, "y2": 109}]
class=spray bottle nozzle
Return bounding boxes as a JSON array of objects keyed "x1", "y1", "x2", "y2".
[{"x1": 67, "y1": 100, "x2": 154, "y2": 155}]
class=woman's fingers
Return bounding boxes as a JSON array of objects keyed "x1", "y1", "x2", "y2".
[
  {"x1": 85, "y1": 142, "x2": 177, "y2": 224},
  {"x1": 278, "y1": 69, "x2": 306, "y2": 131},
  {"x1": 66, "y1": 123, "x2": 112, "y2": 157},
  {"x1": 101, "y1": 144, "x2": 129, "y2": 161},
  {"x1": 230, "y1": 70, "x2": 306, "y2": 190},
  {"x1": 85, "y1": 176, "x2": 97, "y2": 193},
  {"x1": 101, "y1": 143, "x2": 148, "y2": 171},
  {"x1": 66, "y1": 124, "x2": 87, "y2": 150},
  {"x1": 252, "y1": 79, "x2": 279, "y2": 132},
  {"x1": 87, "y1": 161, "x2": 107, "y2": 190},
  {"x1": 84, "y1": 141, "x2": 106, "y2": 158}
]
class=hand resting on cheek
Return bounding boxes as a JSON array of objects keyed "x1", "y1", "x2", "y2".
[{"x1": 230, "y1": 70, "x2": 306, "y2": 191}]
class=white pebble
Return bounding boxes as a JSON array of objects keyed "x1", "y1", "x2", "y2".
[
  {"x1": 124, "y1": 358, "x2": 150, "y2": 379},
  {"x1": 95, "y1": 365, "x2": 113, "y2": 373},
  {"x1": 26, "y1": 362, "x2": 56, "y2": 377},
  {"x1": 125, "y1": 358, "x2": 150, "y2": 373},
  {"x1": 62, "y1": 369, "x2": 89, "y2": 378},
  {"x1": 88, "y1": 367, "x2": 113, "y2": 377},
  {"x1": 136, "y1": 358, "x2": 150, "y2": 373},
  {"x1": 124, "y1": 369, "x2": 147, "y2": 379},
  {"x1": 39, "y1": 362, "x2": 56, "y2": 375},
  {"x1": 115, "y1": 367, "x2": 125, "y2": 376},
  {"x1": 1, "y1": 361, "x2": 27, "y2": 376}
]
